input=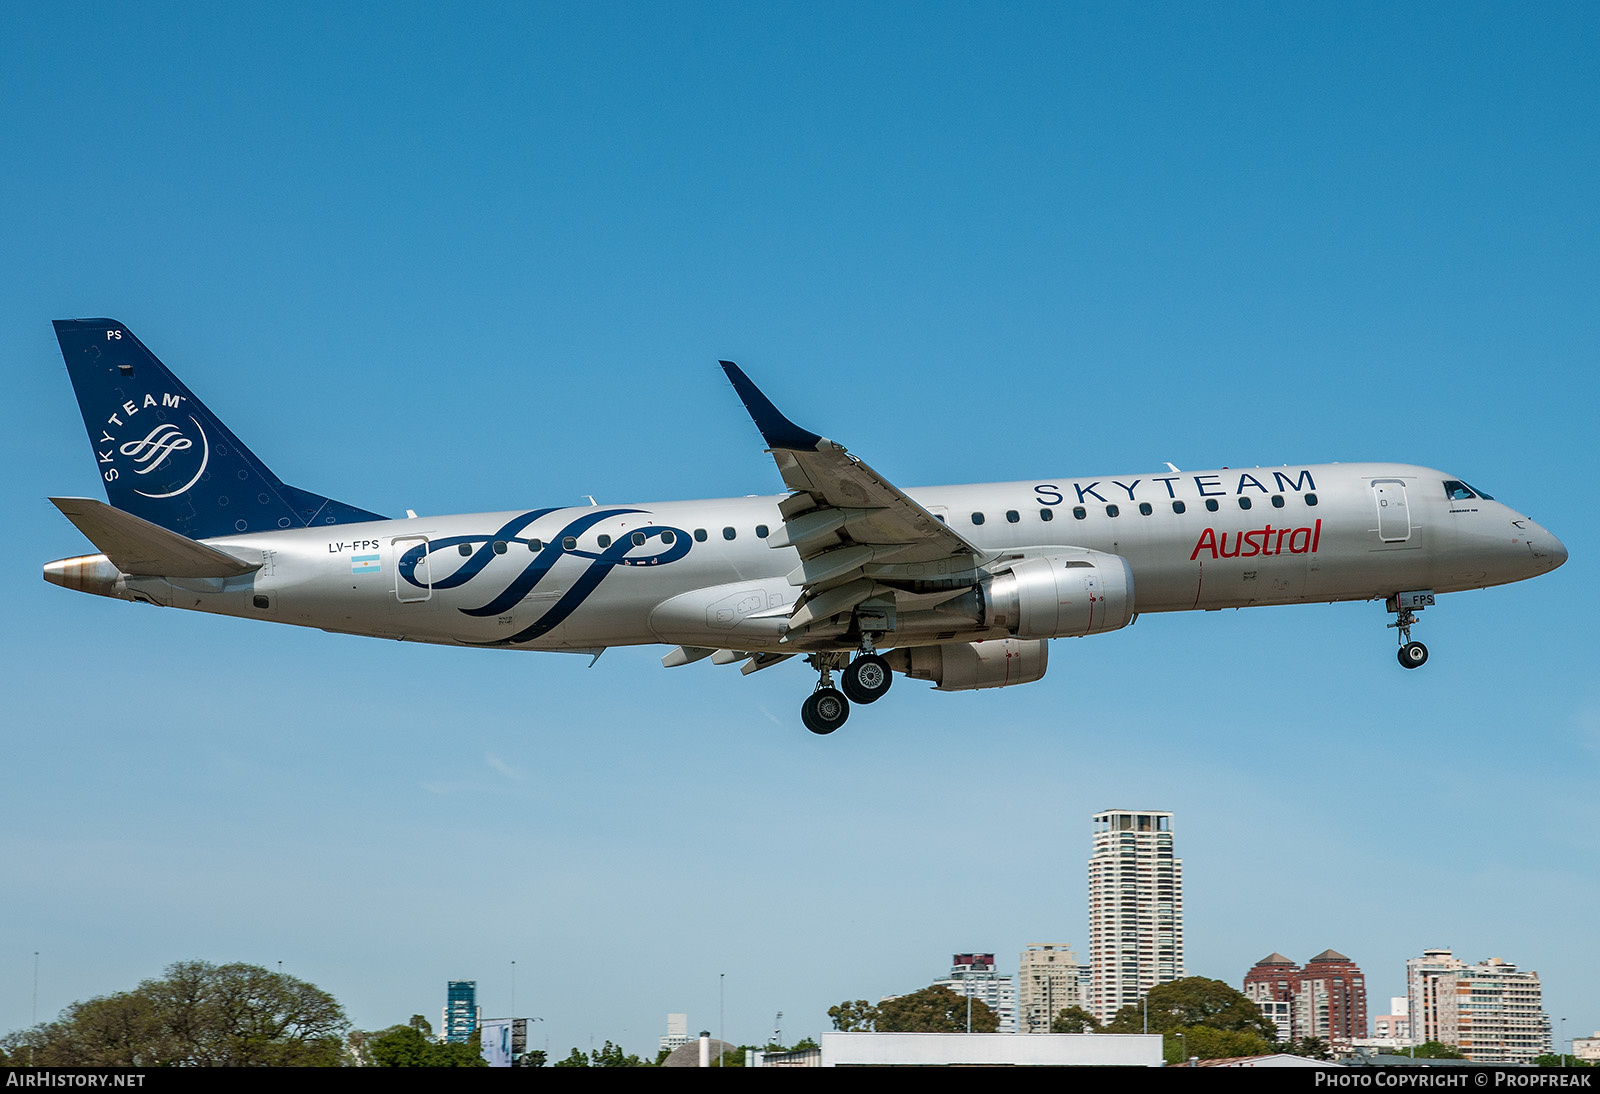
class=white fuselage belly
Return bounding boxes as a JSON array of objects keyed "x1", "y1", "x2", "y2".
[{"x1": 107, "y1": 462, "x2": 1559, "y2": 656}]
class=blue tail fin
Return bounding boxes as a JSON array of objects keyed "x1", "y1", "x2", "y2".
[{"x1": 54, "y1": 319, "x2": 387, "y2": 539}]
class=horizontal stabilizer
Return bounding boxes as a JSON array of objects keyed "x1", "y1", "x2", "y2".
[{"x1": 49, "y1": 497, "x2": 261, "y2": 578}]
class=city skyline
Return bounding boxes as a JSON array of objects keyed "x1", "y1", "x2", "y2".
[{"x1": 5, "y1": 3, "x2": 1597, "y2": 1058}]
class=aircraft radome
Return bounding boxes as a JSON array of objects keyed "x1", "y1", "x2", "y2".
[{"x1": 45, "y1": 319, "x2": 1568, "y2": 734}]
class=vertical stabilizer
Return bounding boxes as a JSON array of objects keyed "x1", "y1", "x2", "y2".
[{"x1": 53, "y1": 319, "x2": 385, "y2": 539}]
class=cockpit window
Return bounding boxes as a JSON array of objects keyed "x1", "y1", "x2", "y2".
[
  {"x1": 1462, "y1": 480, "x2": 1493, "y2": 500},
  {"x1": 1443, "y1": 480, "x2": 1474, "y2": 500}
]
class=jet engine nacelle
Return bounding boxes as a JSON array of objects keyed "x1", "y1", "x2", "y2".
[
  {"x1": 885, "y1": 637, "x2": 1049, "y2": 691},
  {"x1": 985, "y1": 549, "x2": 1135, "y2": 639}
]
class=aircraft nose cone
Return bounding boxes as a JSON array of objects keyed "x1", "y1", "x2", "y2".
[{"x1": 1543, "y1": 529, "x2": 1569, "y2": 570}]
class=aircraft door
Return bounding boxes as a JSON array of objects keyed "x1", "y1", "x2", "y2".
[
  {"x1": 1372, "y1": 480, "x2": 1412, "y2": 543},
  {"x1": 390, "y1": 535, "x2": 433, "y2": 605}
]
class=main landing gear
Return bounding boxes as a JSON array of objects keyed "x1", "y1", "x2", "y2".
[
  {"x1": 1387, "y1": 592, "x2": 1434, "y2": 670},
  {"x1": 800, "y1": 647, "x2": 894, "y2": 734}
]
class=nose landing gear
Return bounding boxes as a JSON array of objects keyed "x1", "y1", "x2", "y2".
[{"x1": 1387, "y1": 591, "x2": 1434, "y2": 670}]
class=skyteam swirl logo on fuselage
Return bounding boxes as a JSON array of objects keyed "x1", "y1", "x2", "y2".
[{"x1": 398, "y1": 508, "x2": 691, "y2": 644}]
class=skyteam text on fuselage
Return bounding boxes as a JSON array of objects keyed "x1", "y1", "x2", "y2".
[{"x1": 44, "y1": 319, "x2": 1568, "y2": 734}]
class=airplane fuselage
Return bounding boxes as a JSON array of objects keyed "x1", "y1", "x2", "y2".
[
  {"x1": 48, "y1": 461, "x2": 1563, "y2": 655},
  {"x1": 43, "y1": 319, "x2": 1569, "y2": 732}
]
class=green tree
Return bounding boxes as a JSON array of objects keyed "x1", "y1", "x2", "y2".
[
  {"x1": 713, "y1": 1045, "x2": 749, "y2": 1067},
  {"x1": 828, "y1": 999, "x2": 878, "y2": 1032},
  {"x1": 1402, "y1": 1041, "x2": 1467, "y2": 1059},
  {"x1": 1163, "y1": 1024, "x2": 1274, "y2": 1064},
  {"x1": 877, "y1": 985, "x2": 997, "y2": 1033},
  {"x1": 552, "y1": 1040, "x2": 645, "y2": 1067},
  {"x1": 0, "y1": 961, "x2": 346, "y2": 1067},
  {"x1": 1104, "y1": 978, "x2": 1275, "y2": 1042},
  {"x1": 1051, "y1": 1006, "x2": 1102, "y2": 1033},
  {"x1": 1287, "y1": 1036, "x2": 1332, "y2": 1060},
  {"x1": 366, "y1": 1024, "x2": 488, "y2": 1067},
  {"x1": 590, "y1": 1039, "x2": 646, "y2": 1066}
]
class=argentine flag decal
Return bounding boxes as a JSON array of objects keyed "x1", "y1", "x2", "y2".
[{"x1": 352, "y1": 554, "x2": 381, "y2": 575}]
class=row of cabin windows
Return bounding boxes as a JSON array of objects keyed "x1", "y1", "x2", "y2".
[
  {"x1": 452, "y1": 493, "x2": 1322, "y2": 557},
  {"x1": 960, "y1": 493, "x2": 1319, "y2": 526},
  {"x1": 457, "y1": 524, "x2": 773, "y2": 556}
]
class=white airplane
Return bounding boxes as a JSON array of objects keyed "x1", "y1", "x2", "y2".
[{"x1": 45, "y1": 319, "x2": 1568, "y2": 734}]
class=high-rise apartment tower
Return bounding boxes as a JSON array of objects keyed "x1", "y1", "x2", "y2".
[
  {"x1": 1018, "y1": 944, "x2": 1086, "y2": 1033},
  {"x1": 1088, "y1": 809, "x2": 1183, "y2": 1023},
  {"x1": 1407, "y1": 949, "x2": 1550, "y2": 1064}
]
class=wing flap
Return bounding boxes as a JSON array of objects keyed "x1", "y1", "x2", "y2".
[{"x1": 50, "y1": 497, "x2": 262, "y2": 578}]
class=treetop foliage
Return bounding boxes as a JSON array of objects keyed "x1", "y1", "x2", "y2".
[
  {"x1": 829, "y1": 985, "x2": 998, "y2": 1034},
  {"x1": 365, "y1": 1024, "x2": 487, "y2": 1067},
  {"x1": 1105, "y1": 977, "x2": 1276, "y2": 1042},
  {"x1": 553, "y1": 1039, "x2": 647, "y2": 1067},
  {"x1": 0, "y1": 960, "x2": 347, "y2": 1067},
  {"x1": 1050, "y1": 1006, "x2": 1102, "y2": 1033}
]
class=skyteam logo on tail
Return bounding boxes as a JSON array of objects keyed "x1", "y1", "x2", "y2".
[{"x1": 96, "y1": 393, "x2": 210, "y2": 499}]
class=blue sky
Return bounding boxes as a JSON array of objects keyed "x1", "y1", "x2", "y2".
[{"x1": 3, "y1": 2, "x2": 1596, "y2": 1057}]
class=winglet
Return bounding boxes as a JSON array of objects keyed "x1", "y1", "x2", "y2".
[{"x1": 719, "y1": 361, "x2": 823, "y2": 451}]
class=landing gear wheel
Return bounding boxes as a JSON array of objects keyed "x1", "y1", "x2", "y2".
[
  {"x1": 842, "y1": 654, "x2": 893, "y2": 705},
  {"x1": 802, "y1": 687, "x2": 850, "y2": 734},
  {"x1": 1398, "y1": 641, "x2": 1429, "y2": 669}
]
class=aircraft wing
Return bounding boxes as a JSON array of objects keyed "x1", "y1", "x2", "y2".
[{"x1": 721, "y1": 362, "x2": 985, "y2": 636}]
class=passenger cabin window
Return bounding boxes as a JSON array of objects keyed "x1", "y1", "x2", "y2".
[
  {"x1": 1205, "y1": 499, "x2": 1220, "y2": 512},
  {"x1": 1172, "y1": 501, "x2": 1186, "y2": 514},
  {"x1": 1073, "y1": 506, "x2": 1087, "y2": 520},
  {"x1": 631, "y1": 531, "x2": 646, "y2": 546},
  {"x1": 1270, "y1": 494, "x2": 1285, "y2": 508},
  {"x1": 597, "y1": 534, "x2": 611, "y2": 548},
  {"x1": 1106, "y1": 505, "x2": 1120, "y2": 517},
  {"x1": 493, "y1": 540, "x2": 507, "y2": 554},
  {"x1": 1238, "y1": 497, "x2": 1252, "y2": 510},
  {"x1": 562, "y1": 536, "x2": 577, "y2": 550},
  {"x1": 661, "y1": 530, "x2": 675, "y2": 544},
  {"x1": 756, "y1": 524, "x2": 769, "y2": 538},
  {"x1": 722, "y1": 527, "x2": 737, "y2": 540},
  {"x1": 1305, "y1": 494, "x2": 1318, "y2": 506},
  {"x1": 458, "y1": 543, "x2": 472, "y2": 557},
  {"x1": 1138, "y1": 502, "x2": 1153, "y2": 516},
  {"x1": 1005, "y1": 510, "x2": 1020, "y2": 523},
  {"x1": 694, "y1": 528, "x2": 708, "y2": 542},
  {"x1": 1040, "y1": 508, "x2": 1054, "y2": 522},
  {"x1": 971, "y1": 512, "x2": 985, "y2": 525},
  {"x1": 528, "y1": 538, "x2": 543, "y2": 551}
]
